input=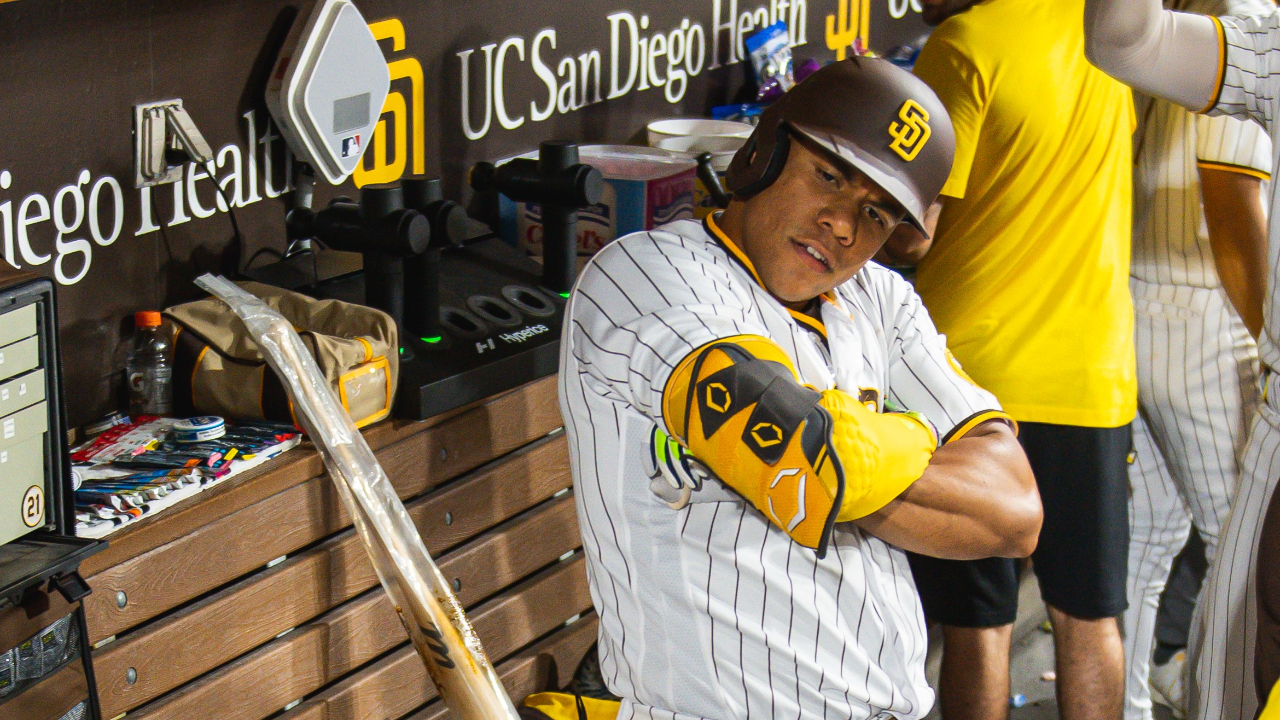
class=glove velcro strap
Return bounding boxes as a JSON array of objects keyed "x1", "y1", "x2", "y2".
[
  {"x1": 689, "y1": 344, "x2": 786, "y2": 439},
  {"x1": 691, "y1": 345, "x2": 821, "y2": 464}
]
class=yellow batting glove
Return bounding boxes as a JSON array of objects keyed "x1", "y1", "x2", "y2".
[
  {"x1": 662, "y1": 336, "x2": 938, "y2": 557},
  {"x1": 818, "y1": 390, "x2": 937, "y2": 521}
]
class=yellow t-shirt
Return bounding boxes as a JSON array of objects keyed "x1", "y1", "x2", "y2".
[
  {"x1": 912, "y1": 0, "x2": 1137, "y2": 427},
  {"x1": 1261, "y1": 678, "x2": 1280, "y2": 720}
]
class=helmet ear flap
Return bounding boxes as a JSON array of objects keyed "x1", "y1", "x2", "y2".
[{"x1": 730, "y1": 125, "x2": 793, "y2": 201}]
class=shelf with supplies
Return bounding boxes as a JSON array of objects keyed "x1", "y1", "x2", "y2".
[
  {"x1": 71, "y1": 416, "x2": 304, "y2": 540},
  {"x1": 75, "y1": 375, "x2": 598, "y2": 720}
]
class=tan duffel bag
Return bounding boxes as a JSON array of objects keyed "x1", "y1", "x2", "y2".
[{"x1": 164, "y1": 281, "x2": 399, "y2": 428}]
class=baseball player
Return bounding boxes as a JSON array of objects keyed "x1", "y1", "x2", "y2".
[
  {"x1": 559, "y1": 58, "x2": 1041, "y2": 720},
  {"x1": 1086, "y1": 4, "x2": 1280, "y2": 719},
  {"x1": 1124, "y1": 2, "x2": 1271, "y2": 715}
]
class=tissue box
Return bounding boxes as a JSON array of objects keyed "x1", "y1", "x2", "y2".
[{"x1": 499, "y1": 145, "x2": 696, "y2": 257}]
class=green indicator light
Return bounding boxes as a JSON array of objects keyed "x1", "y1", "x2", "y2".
[
  {"x1": 420, "y1": 336, "x2": 442, "y2": 344},
  {"x1": 399, "y1": 347, "x2": 404, "y2": 354},
  {"x1": 559, "y1": 292, "x2": 571, "y2": 298}
]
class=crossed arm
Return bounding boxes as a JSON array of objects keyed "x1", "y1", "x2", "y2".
[
  {"x1": 856, "y1": 419, "x2": 1040, "y2": 560},
  {"x1": 662, "y1": 337, "x2": 1040, "y2": 561}
]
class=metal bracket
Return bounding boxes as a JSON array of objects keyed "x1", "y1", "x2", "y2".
[
  {"x1": 133, "y1": 99, "x2": 215, "y2": 188},
  {"x1": 48, "y1": 570, "x2": 92, "y2": 604}
]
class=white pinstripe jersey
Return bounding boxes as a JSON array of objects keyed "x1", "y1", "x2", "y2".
[
  {"x1": 1133, "y1": 0, "x2": 1273, "y2": 288},
  {"x1": 1210, "y1": 8, "x2": 1280, "y2": 373},
  {"x1": 559, "y1": 218, "x2": 1003, "y2": 720}
]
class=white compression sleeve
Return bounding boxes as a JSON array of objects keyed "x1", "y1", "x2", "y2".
[{"x1": 1084, "y1": 0, "x2": 1223, "y2": 112}]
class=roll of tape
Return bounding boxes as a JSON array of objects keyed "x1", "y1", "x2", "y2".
[{"x1": 173, "y1": 416, "x2": 226, "y2": 443}]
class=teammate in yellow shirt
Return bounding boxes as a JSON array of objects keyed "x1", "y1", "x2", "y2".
[{"x1": 903, "y1": 0, "x2": 1138, "y2": 718}]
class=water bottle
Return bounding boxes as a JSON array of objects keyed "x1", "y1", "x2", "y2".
[{"x1": 126, "y1": 311, "x2": 173, "y2": 416}]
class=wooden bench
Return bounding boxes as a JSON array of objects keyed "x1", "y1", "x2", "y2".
[{"x1": 79, "y1": 376, "x2": 597, "y2": 720}]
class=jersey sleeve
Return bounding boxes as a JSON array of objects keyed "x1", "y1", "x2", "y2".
[
  {"x1": 912, "y1": 32, "x2": 989, "y2": 200},
  {"x1": 877, "y1": 274, "x2": 1012, "y2": 443},
  {"x1": 566, "y1": 230, "x2": 767, "y2": 425},
  {"x1": 1210, "y1": 13, "x2": 1280, "y2": 133},
  {"x1": 1195, "y1": 109, "x2": 1273, "y2": 179}
]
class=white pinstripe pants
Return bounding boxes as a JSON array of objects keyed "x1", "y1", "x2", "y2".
[
  {"x1": 1124, "y1": 280, "x2": 1260, "y2": 720},
  {"x1": 1186, "y1": 377, "x2": 1280, "y2": 720}
]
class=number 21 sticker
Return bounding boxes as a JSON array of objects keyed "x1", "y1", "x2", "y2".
[{"x1": 21, "y1": 486, "x2": 43, "y2": 528}]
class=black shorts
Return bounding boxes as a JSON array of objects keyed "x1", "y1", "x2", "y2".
[{"x1": 908, "y1": 421, "x2": 1131, "y2": 626}]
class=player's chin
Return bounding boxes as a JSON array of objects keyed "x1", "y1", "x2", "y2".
[
  {"x1": 773, "y1": 278, "x2": 838, "y2": 306},
  {"x1": 767, "y1": 259, "x2": 844, "y2": 303}
]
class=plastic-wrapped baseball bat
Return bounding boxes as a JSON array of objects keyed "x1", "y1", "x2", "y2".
[{"x1": 194, "y1": 274, "x2": 520, "y2": 720}]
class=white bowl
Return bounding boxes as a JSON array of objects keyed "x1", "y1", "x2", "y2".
[
  {"x1": 652, "y1": 134, "x2": 747, "y2": 153},
  {"x1": 653, "y1": 135, "x2": 747, "y2": 172},
  {"x1": 646, "y1": 118, "x2": 754, "y2": 147}
]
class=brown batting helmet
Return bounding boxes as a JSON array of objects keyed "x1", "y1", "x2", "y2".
[{"x1": 725, "y1": 56, "x2": 955, "y2": 236}]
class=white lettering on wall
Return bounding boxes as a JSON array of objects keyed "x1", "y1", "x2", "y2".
[
  {"x1": 0, "y1": 0, "x2": 837, "y2": 287},
  {"x1": 608, "y1": 12, "x2": 639, "y2": 99},
  {"x1": 458, "y1": 44, "x2": 498, "y2": 140},
  {"x1": 530, "y1": 29, "x2": 559, "y2": 122},
  {"x1": 710, "y1": 0, "x2": 805, "y2": 68},
  {"x1": 459, "y1": 7, "x2": 724, "y2": 140},
  {"x1": 0, "y1": 172, "x2": 12, "y2": 269},
  {"x1": 455, "y1": 0, "x2": 805, "y2": 140},
  {"x1": 17, "y1": 194, "x2": 52, "y2": 267},
  {"x1": 52, "y1": 170, "x2": 91, "y2": 285},
  {"x1": 88, "y1": 175, "x2": 123, "y2": 247},
  {"x1": 889, "y1": 0, "x2": 923, "y2": 20},
  {"x1": 2, "y1": 110, "x2": 294, "y2": 286},
  {"x1": 494, "y1": 36, "x2": 527, "y2": 130}
]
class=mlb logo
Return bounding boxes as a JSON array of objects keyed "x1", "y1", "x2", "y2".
[{"x1": 341, "y1": 134, "x2": 362, "y2": 159}]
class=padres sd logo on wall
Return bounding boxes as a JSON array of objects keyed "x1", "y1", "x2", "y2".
[
  {"x1": 21, "y1": 485, "x2": 44, "y2": 528},
  {"x1": 354, "y1": 18, "x2": 426, "y2": 188},
  {"x1": 826, "y1": 0, "x2": 871, "y2": 61},
  {"x1": 888, "y1": 99, "x2": 931, "y2": 162}
]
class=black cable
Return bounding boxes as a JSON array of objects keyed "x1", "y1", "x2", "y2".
[
  {"x1": 212, "y1": 180, "x2": 243, "y2": 251},
  {"x1": 243, "y1": 245, "x2": 284, "y2": 268},
  {"x1": 148, "y1": 183, "x2": 176, "y2": 267},
  {"x1": 208, "y1": 178, "x2": 270, "y2": 276},
  {"x1": 152, "y1": 153, "x2": 259, "y2": 275}
]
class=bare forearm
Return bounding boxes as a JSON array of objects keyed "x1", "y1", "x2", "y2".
[
  {"x1": 1215, "y1": 246, "x2": 1268, "y2": 338},
  {"x1": 1203, "y1": 168, "x2": 1268, "y2": 337},
  {"x1": 854, "y1": 422, "x2": 1041, "y2": 560},
  {"x1": 1083, "y1": 0, "x2": 1220, "y2": 111}
]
